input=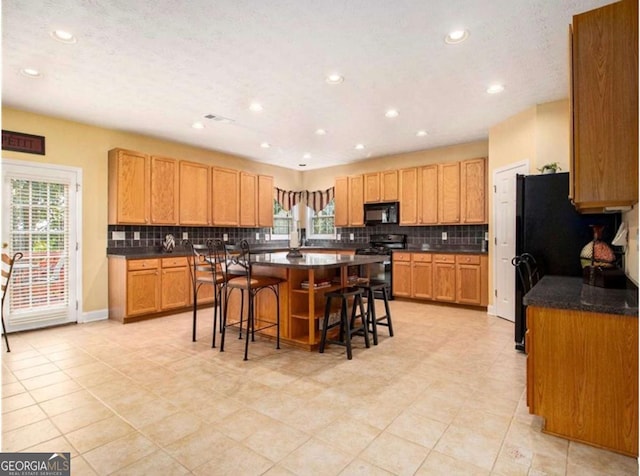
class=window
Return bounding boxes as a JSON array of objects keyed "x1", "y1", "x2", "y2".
[
  {"x1": 271, "y1": 199, "x2": 295, "y2": 240},
  {"x1": 2, "y1": 159, "x2": 81, "y2": 331},
  {"x1": 307, "y1": 199, "x2": 336, "y2": 239}
]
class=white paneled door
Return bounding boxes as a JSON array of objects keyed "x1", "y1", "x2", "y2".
[
  {"x1": 2, "y1": 160, "x2": 81, "y2": 332},
  {"x1": 493, "y1": 161, "x2": 528, "y2": 322}
]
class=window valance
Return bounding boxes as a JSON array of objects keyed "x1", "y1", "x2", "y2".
[{"x1": 275, "y1": 187, "x2": 335, "y2": 213}]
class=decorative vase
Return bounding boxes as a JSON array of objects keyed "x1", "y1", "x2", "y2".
[
  {"x1": 580, "y1": 225, "x2": 615, "y2": 268},
  {"x1": 162, "y1": 234, "x2": 175, "y2": 253}
]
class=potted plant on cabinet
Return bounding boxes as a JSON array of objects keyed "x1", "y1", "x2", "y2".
[{"x1": 537, "y1": 162, "x2": 562, "y2": 174}]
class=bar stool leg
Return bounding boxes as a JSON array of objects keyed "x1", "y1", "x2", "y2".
[
  {"x1": 356, "y1": 294, "x2": 370, "y2": 349},
  {"x1": 367, "y1": 289, "x2": 379, "y2": 345},
  {"x1": 382, "y1": 287, "x2": 394, "y2": 337},
  {"x1": 319, "y1": 296, "x2": 333, "y2": 353},
  {"x1": 275, "y1": 287, "x2": 281, "y2": 350},
  {"x1": 342, "y1": 298, "x2": 352, "y2": 360}
]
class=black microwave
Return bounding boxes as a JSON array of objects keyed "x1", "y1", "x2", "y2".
[{"x1": 364, "y1": 202, "x2": 399, "y2": 225}]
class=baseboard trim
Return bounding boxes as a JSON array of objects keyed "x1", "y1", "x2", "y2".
[
  {"x1": 81, "y1": 309, "x2": 108, "y2": 323},
  {"x1": 487, "y1": 305, "x2": 496, "y2": 316}
]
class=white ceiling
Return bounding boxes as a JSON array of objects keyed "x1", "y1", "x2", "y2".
[{"x1": 2, "y1": 0, "x2": 614, "y2": 171}]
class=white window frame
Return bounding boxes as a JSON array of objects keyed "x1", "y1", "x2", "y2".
[
  {"x1": 306, "y1": 200, "x2": 336, "y2": 240},
  {"x1": 271, "y1": 201, "x2": 298, "y2": 240},
  {"x1": 1, "y1": 158, "x2": 83, "y2": 331}
]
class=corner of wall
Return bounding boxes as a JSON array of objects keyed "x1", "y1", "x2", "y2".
[{"x1": 623, "y1": 205, "x2": 638, "y2": 285}]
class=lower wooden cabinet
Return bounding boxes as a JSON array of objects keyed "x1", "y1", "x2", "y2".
[
  {"x1": 109, "y1": 256, "x2": 202, "y2": 322},
  {"x1": 392, "y1": 252, "x2": 487, "y2": 306},
  {"x1": 392, "y1": 253, "x2": 412, "y2": 297},
  {"x1": 433, "y1": 255, "x2": 456, "y2": 302},
  {"x1": 527, "y1": 306, "x2": 638, "y2": 456}
]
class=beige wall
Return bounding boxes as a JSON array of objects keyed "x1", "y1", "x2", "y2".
[
  {"x1": 1, "y1": 107, "x2": 301, "y2": 314},
  {"x1": 302, "y1": 141, "x2": 488, "y2": 191},
  {"x1": 487, "y1": 99, "x2": 571, "y2": 308}
]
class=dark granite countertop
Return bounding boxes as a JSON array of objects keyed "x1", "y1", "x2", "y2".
[
  {"x1": 523, "y1": 275, "x2": 638, "y2": 316},
  {"x1": 107, "y1": 243, "x2": 362, "y2": 259},
  {"x1": 399, "y1": 245, "x2": 488, "y2": 255}
]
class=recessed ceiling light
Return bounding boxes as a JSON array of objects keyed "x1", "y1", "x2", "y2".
[
  {"x1": 315, "y1": 129, "x2": 327, "y2": 136},
  {"x1": 325, "y1": 73, "x2": 344, "y2": 84},
  {"x1": 20, "y1": 68, "x2": 41, "y2": 78},
  {"x1": 249, "y1": 102, "x2": 263, "y2": 112},
  {"x1": 191, "y1": 121, "x2": 205, "y2": 129},
  {"x1": 260, "y1": 142, "x2": 271, "y2": 148},
  {"x1": 416, "y1": 130, "x2": 428, "y2": 137},
  {"x1": 50, "y1": 30, "x2": 77, "y2": 44},
  {"x1": 385, "y1": 109, "x2": 399, "y2": 118},
  {"x1": 445, "y1": 29, "x2": 469, "y2": 44},
  {"x1": 303, "y1": 153, "x2": 311, "y2": 159},
  {"x1": 355, "y1": 144, "x2": 365, "y2": 150},
  {"x1": 487, "y1": 84, "x2": 505, "y2": 94}
]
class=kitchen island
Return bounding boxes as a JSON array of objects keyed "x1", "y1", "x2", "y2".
[
  {"x1": 228, "y1": 252, "x2": 386, "y2": 350},
  {"x1": 523, "y1": 275, "x2": 638, "y2": 456}
]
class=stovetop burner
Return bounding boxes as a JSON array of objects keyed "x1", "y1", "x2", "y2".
[{"x1": 356, "y1": 234, "x2": 407, "y2": 255}]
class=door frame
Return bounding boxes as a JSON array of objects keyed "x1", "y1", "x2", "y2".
[
  {"x1": 2, "y1": 158, "x2": 83, "y2": 329},
  {"x1": 490, "y1": 160, "x2": 529, "y2": 318}
]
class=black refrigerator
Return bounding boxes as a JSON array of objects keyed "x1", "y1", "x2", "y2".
[{"x1": 514, "y1": 172, "x2": 620, "y2": 351}]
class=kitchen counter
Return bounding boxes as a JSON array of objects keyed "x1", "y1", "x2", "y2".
[
  {"x1": 399, "y1": 245, "x2": 487, "y2": 255},
  {"x1": 107, "y1": 243, "x2": 362, "y2": 259},
  {"x1": 523, "y1": 275, "x2": 638, "y2": 316},
  {"x1": 251, "y1": 252, "x2": 385, "y2": 269}
]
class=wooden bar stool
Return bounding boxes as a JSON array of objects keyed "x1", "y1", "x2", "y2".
[
  {"x1": 319, "y1": 287, "x2": 370, "y2": 360},
  {"x1": 357, "y1": 281, "x2": 394, "y2": 345}
]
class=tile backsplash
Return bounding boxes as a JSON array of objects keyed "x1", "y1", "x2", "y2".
[{"x1": 107, "y1": 224, "x2": 488, "y2": 249}]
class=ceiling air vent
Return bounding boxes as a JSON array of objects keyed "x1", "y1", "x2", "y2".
[{"x1": 204, "y1": 114, "x2": 234, "y2": 124}]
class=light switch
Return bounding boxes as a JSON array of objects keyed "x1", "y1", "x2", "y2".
[
  {"x1": 223, "y1": 233, "x2": 229, "y2": 242},
  {"x1": 256, "y1": 232, "x2": 260, "y2": 240},
  {"x1": 265, "y1": 234, "x2": 270, "y2": 241},
  {"x1": 349, "y1": 233, "x2": 355, "y2": 241},
  {"x1": 133, "y1": 231, "x2": 140, "y2": 240},
  {"x1": 442, "y1": 232, "x2": 448, "y2": 241},
  {"x1": 484, "y1": 231, "x2": 489, "y2": 240},
  {"x1": 182, "y1": 232, "x2": 188, "y2": 240},
  {"x1": 112, "y1": 231, "x2": 125, "y2": 241},
  {"x1": 337, "y1": 234, "x2": 341, "y2": 241}
]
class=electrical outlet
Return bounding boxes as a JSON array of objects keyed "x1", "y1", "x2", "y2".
[
  {"x1": 223, "y1": 233, "x2": 228, "y2": 242},
  {"x1": 255, "y1": 232, "x2": 260, "y2": 240},
  {"x1": 349, "y1": 233, "x2": 355, "y2": 241},
  {"x1": 442, "y1": 232, "x2": 448, "y2": 241},
  {"x1": 112, "y1": 231, "x2": 125, "y2": 241},
  {"x1": 337, "y1": 234, "x2": 341, "y2": 241},
  {"x1": 133, "y1": 231, "x2": 140, "y2": 240},
  {"x1": 182, "y1": 232, "x2": 188, "y2": 240},
  {"x1": 265, "y1": 234, "x2": 270, "y2": 241},
  {"x1": 484, "y1": 231, "x2": 489, "y2": 241}
]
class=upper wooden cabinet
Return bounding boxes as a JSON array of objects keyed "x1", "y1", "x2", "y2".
[
  {"x1": 239, "y1": 172, "x2": 258, "y2": 227},
  {"x1": 334, "y1": 176, "x2": 349, "y2": 227},
  {"x1": 438, "y1": 162, "x2": 460, "y2": 224},
  {"x1": 258, "y1": 175, "x2": 274, "y2": 228},
  {"x1": 349, "y1": 175, "x2": 364, "y2": 226},
  {"x1": 108, "y1": 148, "x2": 149, "y2": 225},
  {"x1": 399, "y1": 168, "x2": 419, "y2": 225},
  {"x1": 460, "y1": 158, "x2": 487, "y2": 223},
  {"x1": 179, "y1": 161, "x2": 210, "y2": 225},
  {"x1": 149, "y1": 156, "x2": 179, "y2": 225},
  {"x1": 364, "y1": 170, "x2": 399, "y2": 203},
  {"x1": 211, "y1": 167, "x2": 239, "y2": 226},
  {"x1": 399, "y1": 159, "x2": 486, "y2": 226},
  {"x1": 334, "y1": 175, "x2": 364, "y2": 227},
  {"x1": 419, "y1": 165, "x2": 438, "y2": 225},
  {"x1": 571, "y1": 0, "x2": 638, "y2": 211}
]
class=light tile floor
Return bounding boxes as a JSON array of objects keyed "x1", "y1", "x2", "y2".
[{"x1": 1, "y1": 300, "x2": 637, "y2": 475}]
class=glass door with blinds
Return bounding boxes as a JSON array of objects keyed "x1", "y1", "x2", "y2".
[{"x1": 2, "y1": 160, "x2": 80, "y2": 332}]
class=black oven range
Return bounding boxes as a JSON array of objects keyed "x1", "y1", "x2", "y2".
[{"x1": 355, "y1": 234, "x2": 407, "y2": 299}]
